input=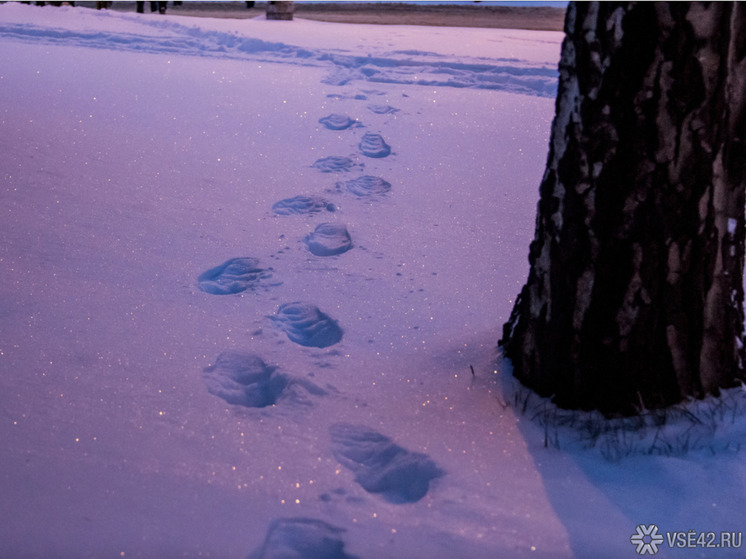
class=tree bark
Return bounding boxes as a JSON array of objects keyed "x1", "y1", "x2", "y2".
[{"x1": 501, "y1": 2, "x2": 746, "y2": 416}]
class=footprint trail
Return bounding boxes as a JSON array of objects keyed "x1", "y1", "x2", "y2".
[
  {"x1": 368, "y1": 104, "x2": 399, "y2": 115},
  {"x1": 202, "y1": 352, "x2": 287, "y2": 408},
  {"x1": 203, "y1": 351, "x2": 325, "y2": 408},
  {"x1": 271, "y1": 302, "x2": 343, "y2": 348},
  {"x1": 358, "y1": 132, "x2": 391, "y2": 158},
  {"x1": 337, "y1": 175, "x2": 391, "y2": 198},
  {"x1": 197, "y1": 257, "x2": 279, "y2": 295},
  {"x1": 312, "y1": 156, "x2": 355, "y2": 173},
  {"x1": 319, "y1": 114, "x2": 359, "y2": 130},
  {"x1": 249, "y1": 518, "x2": 359, "y2": 559},
  {"x1": 329, "y1": 423, "x2": 444, "y2": 504},
  {"x1": 304, "y1": 223, "x2": 353, "y2": 257},
  {"x1": 272, "y1": 195, "x2": 336, "y2": 216}
]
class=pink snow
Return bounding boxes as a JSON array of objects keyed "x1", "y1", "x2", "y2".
[{"x1": 1, "y1": 3, "x2": 744, "y2": 558}]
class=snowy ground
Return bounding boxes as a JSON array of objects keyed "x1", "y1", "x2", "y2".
[{"x1": 1, "y1": 4, "x2": 744, "y2": 558}]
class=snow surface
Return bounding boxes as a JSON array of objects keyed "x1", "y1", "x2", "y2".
[{"x1": 1, "y1": 4, "x2": 744, "y2": 558}]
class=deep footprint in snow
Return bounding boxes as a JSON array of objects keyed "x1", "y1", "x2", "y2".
[
  {"x1": 198, "y1": 257, "x2": 279, "y2": 295},
  {"x1": 203, "y1": 351, "x2": 325, "y2": 408},
  {"x1": 249, "y1": 518, "x2": 358, "y2": 559},
  {"x1": 202, "y1": 351, "x2": 286, "y2": 408},
  {"x1": 319, "y1": 114, "x2": 358, "y2": 130},
  {"x1": 312, "y1": 156, "x2": 355, "y2": 173},
  {"x1": 329, "y1": 424, "x2": 444, "y2": 504},
  {"x1": 337, "y1": 175, "x2": 391, "y2": 198},
  {"x1": 358, "y1": 132, "x2": 391, "y2": 158},
  {"x1": 271, "y1": 302, "x2": 343, "y2": 348},
  {"x1": 272, "y1": 195, "x2": 336, "y2": 216},
  {"x1": 304, "y1": 223, "x2": 352, "y2": 256},
  {"x1": 368, "y1": 104, "x2": 399, "y2": 115}
]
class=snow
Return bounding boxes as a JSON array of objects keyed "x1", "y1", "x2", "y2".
[{"x1": 1, "y1": 3, "x2": 744, "y2": 558}]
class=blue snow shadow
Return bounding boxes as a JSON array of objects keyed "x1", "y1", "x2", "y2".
[
  {"x1": 329, "y1": 424, "x2": 444, "y2": 504},
  {"x1": 198, "y1": 257, "x2": 280, "y2": 295},
  {"x1": 203, "y1": 351, "x2": 325, "y2": 408},
  {"x1": 270, "y1": 303, "x2": 343, "y2": 348},
  {"x1": 303, "y1": 223, "x2": 353, "y2": 257},
  {"x1": 248, "y1": 517, "x2": 358, "y2": 559}
]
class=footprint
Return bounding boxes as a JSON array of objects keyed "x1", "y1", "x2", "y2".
[
  {"x1": 272, "y1": 195, "x2": 336, "y2": 216},
  {"x1": 271, "y1": 302, "x2": 343, "y2": 348},
  {"x1": 358, "y1": 132, "x2": 391, "y2": 158},
  {"x1": 202, "y1": 352, "x2": 287, "y2": 408},
  {"x1": 198, "y1": 257, "x2": 279, "y2": 295},
  {"x1": 360, "y1": 89, "x2": 387, "y2": 96},
  {"x1": 337, "y1": 175, "x2": 391, "y2": 197},
  {"x1": 368, "y1": 104, "x2": 399, "y2": 115},
  {"x1": 203, "y1": 351, "x2": 325, "y2": 408},
  {"x1": 329, "y1": 424, "x2": 443, "y2": 504},
  {"x1": 319, "y1": 114, "x2": 358, "y2": 131},
  {"x1": 312, "y1": 156, "x2": 354, "y2": 173},
  {"x1": 248, "y1": 518, "x2": 358, "y2": 559},
  {"x1": 304, "y1": 223, "x2": 353, "y2": 257}
]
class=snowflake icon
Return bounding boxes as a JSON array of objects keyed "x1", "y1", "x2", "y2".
[{"x1": 630, "y1": 524, "x2": 664, "y2": 555}]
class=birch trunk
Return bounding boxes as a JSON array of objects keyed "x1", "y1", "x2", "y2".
[{"x1": 501, "y1": 2, "x2": 746, "y2": 415}]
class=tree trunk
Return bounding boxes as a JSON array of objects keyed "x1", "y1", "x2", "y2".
[
  {"x1": 500, "y1": 2, "x2": 746, "y2": 416},
  {"x1": 266, "y1": 1, "x2": 294, "y2": 21}
]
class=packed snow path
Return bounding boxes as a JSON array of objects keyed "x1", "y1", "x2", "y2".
[
  {"x1": 0, "y1": 7, "x2": 559, "y2": 97},
  {"x1": 2, "y1": 4, "x2": 745, "y2": 559}
]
